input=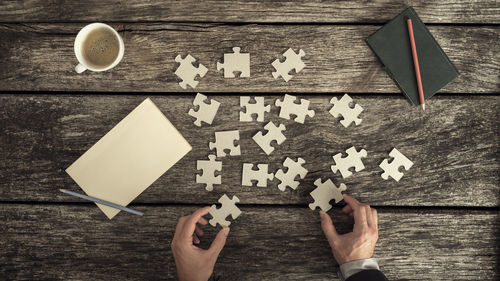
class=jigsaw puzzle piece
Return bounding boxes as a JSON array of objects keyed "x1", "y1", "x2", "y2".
[
  {"x1": 240, "y1": 96, "x2": 270, "y2": 122},
  {"x1": 309, "y1": 179, "x2": 347, "y2": 212},
  {"x1": 272, "y1": 48, "x2": 306, "y2": 82},
  {"x1": 209, "y1": 194, "x2": 241, "y2": 227},
  {"x1": 242, "y1": 163, "x2": 274, "y2": 187},
  {"x1": 275, "y1": 157, "x2": 308, "y2": 192},
  {"x1": 196, "y1": 155, "x2": 222, "y2": 191},
  {"x1": 217, "y1": 47, "x2": 250, "y2": 78},
  {"x1": 275, "y1": 94, "x2": 315, "y2": 124},
  {"x1": 174, "y1": 54, "x2": 208, "y2": 89},
  {"x1": 329, "y1": 94, "x2": 363, "y2": 128},
  {"x1": 379, "y1": 148, "x2": 414, "y2": 181},
  {"x1": 188, "y1": 93, "x2": 220, "y2": 127},
  {"x1": 209, "y1": 130, "x2": 241, "y2": 158},
  {"x1": 331, "y1": 146, "x2": 367, "y2": 178},
  {"x1": 252, "y1": 121, "x2": 286, "y2": 155}
]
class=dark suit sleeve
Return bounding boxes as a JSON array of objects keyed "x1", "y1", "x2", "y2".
[{"x1": 346, "y1": 269, "x2": 389, "y2": 281}]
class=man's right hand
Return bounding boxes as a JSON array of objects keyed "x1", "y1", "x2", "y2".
[{"x1": 320, "y1": 194, "x2": 379, "y2": 265}]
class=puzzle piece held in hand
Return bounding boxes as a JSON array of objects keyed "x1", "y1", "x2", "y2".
[
  {"x1": 196, "y1": 155, "x2": 222, "y2": 191},
  {"x1": 188, "y1": 93, "x2": 220, "y2": 127},
  {"x1": 379, "y1": 148, "x2": 414, "y2": 181},
  {"x1": 217, "y1": 47, "x2": 250, "y2": 78},
  {"x1": 309, "y1": 179, "x2": 347, "y2": 212},
  {"x1": 209, "y1": 130, "x2": 241, "y2": 157},
  {"x1": 209, "y1": 194, "x2": 241, "y2": 227},
  {"x1": 331, "y1": 146, "x2": 367, "y2": 178},
  {"x1": 329, "y1": 94, "x2": 363, "y2": 128},
  {"x1": 174, "y1": 54, "x2": 208, "y2": 89},
  {"x1": 252, "y1": 121, "x2": 286, "y2": 155},
  {"x1": 275, "y1": 157, "x2": 308, "y2": 192},
  {"x1": 242, "y1": 163, "x2": 274, "y2": 187},
  {"x1": 272, "y1": 48, "x2": 306, "y2": 82},
  {"x1": 275, "y1": 94, "x2": 315, "y2": 124},
  {"x1": 240, "y1": 96, "x2": 270, "y2": 122}
]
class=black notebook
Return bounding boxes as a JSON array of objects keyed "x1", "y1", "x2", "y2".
[{"x1": 366, "y1": 7, "x2": 459, "y2": 105}]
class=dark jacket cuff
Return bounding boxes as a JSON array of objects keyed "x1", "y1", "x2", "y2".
[{"x1": 346, "y1": 269, "x2": 389, "y2": 281}]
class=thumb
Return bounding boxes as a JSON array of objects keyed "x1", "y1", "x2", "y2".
[
  {"x1": 320, "y1": 211, "x2": 339, "y2": 244},
  {"x1": 208, "y1": 227, "x2": 230, "y2": 257}
]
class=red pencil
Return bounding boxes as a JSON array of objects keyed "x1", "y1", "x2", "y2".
[{"x1": 406, "y1": 18, "x2": 426, "y2": 111}]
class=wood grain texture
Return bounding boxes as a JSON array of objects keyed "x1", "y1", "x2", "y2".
[
  {"x1": 0, "y1": 0, "x2": 499, "y2": 24},
  {"x1": 0, "y1": 94, "x2": 498, "y2": 207},
  {"x1": 0, "y1": 205, "x2": 498, "y2": 281},
  {"x1": 0, "y1": 24, "x2": 498, "y2": 93}
]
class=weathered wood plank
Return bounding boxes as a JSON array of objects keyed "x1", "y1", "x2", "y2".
[
  {"x1": 0, "y1": 94, "x2": 498, "y2": 207},
  {"x1": 0, "y1": 205, "x2": 498, "y2": 280},
  {"x1": 0, "y1": 24, "x2": 498, "y2": 93},
  {"x1": 0, "y1": 0, "x2": 499, "y2": 24}
]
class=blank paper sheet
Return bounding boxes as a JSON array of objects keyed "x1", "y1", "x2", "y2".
[{"x1": 66, "y1": 98, "x2": 192, "y2": 219}]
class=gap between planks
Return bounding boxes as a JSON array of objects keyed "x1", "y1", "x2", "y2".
[{"x1": 1, "y1": 201, "x2": 499, "y2": 212}]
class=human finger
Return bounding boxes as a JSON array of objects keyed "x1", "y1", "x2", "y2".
[
  {"x1": 195, "y1": 225, "x2": 204, "y2": 237},
  {"x1": 173, "y1": 215, "x2": 188, "y2": 242},
  {"x1": 198, "y1": 217, "x2": 209, "y2": 225},
  {"x1": 208, "y1": 227, "x2": 230, "y2": 258},
  {"x1": 372, "y1": 208, "x2": 378, "y2": 230},
  {"x1": 320, "y1": 211, "x2": 339, "y2": 245},
  {"x1": 342, "y1": 204, "x2": 353, "y2": 214},
  {"x1": 343, "y1": 194, "x2": 362, "y2": 217},
  {"x1": 193, "y1": 234, "x2": 200, "y2": 244},
  {"x1": 343, "y1": 194, "x2": 361, "y2": 208},
  {"x1": 181, "y1": 207, "x2": 211, "y2": 240},
  {"x1": 353, "y1": 204, "x2": 368, "y2": 232},
  {"x1": 365, "y1": 205, "x2": 373, "y2": 228}
]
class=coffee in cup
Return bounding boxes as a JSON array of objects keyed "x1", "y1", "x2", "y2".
[{"x1": 74, "y1": 23, "x2": 124, "y2": 73}]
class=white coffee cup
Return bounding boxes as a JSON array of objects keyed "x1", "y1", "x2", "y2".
[{"x1": 74, "y1": 23, "x2": 124, "y2": 73}]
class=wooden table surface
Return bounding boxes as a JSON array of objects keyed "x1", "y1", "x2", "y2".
[{"x1": 0, "y1": 1, "x2": 499, "y2": 280}]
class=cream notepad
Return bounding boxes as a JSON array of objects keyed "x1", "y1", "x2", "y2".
[{"x1": 66, "y1": 98, "x2": 192, "y2": 219}]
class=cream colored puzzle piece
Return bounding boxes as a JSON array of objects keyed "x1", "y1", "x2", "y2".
[
  {"x1": 379, "y1": 148, "x2": 413, "y2": 181},
  {"x1": 188, "y1": 93, "x2": 220, "y2": 127},
  {"x1": 252, "y1": 121, "x2": 286, "y2": 155},
  {"x1": 331, "y1": 146, "x2": 367, "y2": 178},
  {"x1": 275, "y1": 157, "x2": 308, "y2": 192},
  {"x1": 242, "y1": 163, "x2": 274, "y2": 187},
  {"x1": 196, "y1": 155, "x2": 222, "y2": 191},
  {"x1": 217, "y1": 47, "x2": 250, "y2": 78},
  {"x1": 309, "y1": 179, "x2": 347, "y2": 212},
  {"x1": 209, "y1": 194, "x2": 241, "y2": 227}
]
